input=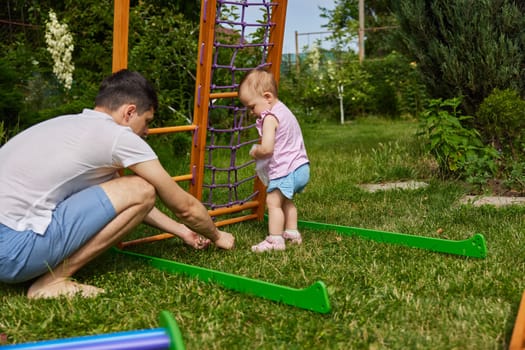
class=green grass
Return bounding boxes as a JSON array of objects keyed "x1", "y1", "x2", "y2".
[{"x1": 2, "y1": 118, "x2": 525, "y2": 349}]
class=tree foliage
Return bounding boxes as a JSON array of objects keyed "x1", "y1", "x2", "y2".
[
  {"x1": 0, "y1": 0, "x2": 200, "y2": 131},
  {"x1": 0, "y1": 60, "x2": 23, "y2": 131},
  {"x1": 280, "y1": 47, "x2": 374, "y2": 122},
  {"x1": 128, "y1": 4, "x2": 198, "y2": 126},
  {"x1": 392, "y1": 0, "x2": 525, "y2": 115},
  {"x1": 320, "y1": 0, "x2": 400, "y2": 57}
]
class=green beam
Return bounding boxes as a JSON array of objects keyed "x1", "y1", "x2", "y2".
[
  {"x1": 295, "y1": 219, "x2": 487, "y2": 258},
  {"x1": 113, "y1": 248, "x2": 331, "y2": 314}
]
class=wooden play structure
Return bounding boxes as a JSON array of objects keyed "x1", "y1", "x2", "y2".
[{"x1": 111, "y1": 0, "x2": 288, "y2": 248}]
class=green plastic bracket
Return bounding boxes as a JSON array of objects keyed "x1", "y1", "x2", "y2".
[
  {"x1": 113, "y1": 247, "x2": 331, "y2": 314},
  {"x1": 159, "y1": 310, "x2": 186, "y2": 350},
  {"x1": 295, "y1": 218, "x2": 487, "y2": 258}
]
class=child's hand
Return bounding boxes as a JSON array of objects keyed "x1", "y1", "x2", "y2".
[{"x1": 249, "y1": 144, "x2": 259, "y2": 158}]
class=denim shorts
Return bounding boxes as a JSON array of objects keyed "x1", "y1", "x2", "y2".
[
  {"x1": 0, "y1": 185, "x2": 116, "y2": 284},
  {"x1": 267, "y1": 163, "x2": 310, "y2": 200}
]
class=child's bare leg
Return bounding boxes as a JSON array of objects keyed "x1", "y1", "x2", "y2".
[
  {"x1": 251, "y1": 190, "x2": 286, "y2": 252},
  {"x1": 282, "y1": 198, "x2": 298, "y2": 231},
  {"x1": 282, "y1": 198, "x2": 302, "y2": 244},
  {"x1": 266, "y1": 190, "x2": 285, "y2": 235}
]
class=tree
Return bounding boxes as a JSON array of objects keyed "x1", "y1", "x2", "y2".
[
  {"x1": 129, "y1": 3, "x2": 198, "y2": 126},
  {"x1": 392, "y1": 0, "x2": 525, "y2": 115},
  {"x1": 0, "y1": 0, "x2": 201, "y2": 129},
  {"x1": 279, "y1": 44, "x2": 375, "y2": 122},
  {"x1": 320, "y1": 0, "x2": 400, "y2": 57}
]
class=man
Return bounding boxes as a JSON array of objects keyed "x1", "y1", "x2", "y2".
[{"x1": 0, "y1": 70, "x2": 235, "y2": 299}]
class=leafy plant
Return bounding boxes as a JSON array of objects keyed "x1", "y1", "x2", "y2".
[
  {"x1": 503, "y1": 160, "x2": 525, "y2": 192},
  {"x1": 418, "y1": 97, "x2": 498, "y2": 180}
]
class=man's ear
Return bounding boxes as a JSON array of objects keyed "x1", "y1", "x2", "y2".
[{"x1": 123, "y1": 104, "x2": 137, "y2": 122}]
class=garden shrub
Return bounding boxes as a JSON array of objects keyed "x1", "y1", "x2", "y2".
[
  {"x1": 418, "y1": 97, "x2": 498, "y2": 182},
  {"x1": 393, "y1": 0, "x2": 525, "y2": 116},
  {"x1": 476, "y1": 88, "x2": 525, "y2": 157},
  {"x1": 475, "y1": 88, "x2": 525, "y2": 192},
  {"x1": 362, "y1": 52, "x2": 427, "y2": 118}
]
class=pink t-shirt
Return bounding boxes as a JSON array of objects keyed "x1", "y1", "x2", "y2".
[{"x1": 256, "y1": 101, "x2": 309, "y2": 180}]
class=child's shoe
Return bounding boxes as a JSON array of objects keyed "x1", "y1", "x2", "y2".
[
  {"x1": 251, "y1": 235, "x2": 285, "y2": 252},
  {"x1": 283, "y1": 230, "x2": 302, "y2": 245}
]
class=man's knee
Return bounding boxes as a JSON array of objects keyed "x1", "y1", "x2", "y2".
[
  {"x1": 100, "y1": 176, "x2": 156, "y2": 212},
  {"x1": 127, "y1": 176, "x2": 156, "y2": 207}
]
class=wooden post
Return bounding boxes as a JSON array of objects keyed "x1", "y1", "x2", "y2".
[
  {"x1": 251, "y1": 0, "x2": 287, "y2": 221},
  {"x1": 189, "y1": 0, "x2": 217, "y2": 200},
  {"x1": 112, "y1": 0, "x2": 130, "y2": 72},
  {"x1": 267, "y1": 0, "x2": 287, "y2": 84},
  {"x1": 294, "y1": 30, "x2": 300, "y2": 74},
  {"x1": 358, "y1": 0, "x2": 365, "y2": 63}
]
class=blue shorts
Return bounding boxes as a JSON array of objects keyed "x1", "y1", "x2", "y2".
[
  {"x1": 267, "y1": 163, "x2": 310, "y2": 200},
  {"x1": 0, "y1": 186, "x2": 116, "y2": 284}
]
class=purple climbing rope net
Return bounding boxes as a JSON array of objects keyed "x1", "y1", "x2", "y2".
[{"x1": 201, "y1": 0, "x2": 280, "y2": 211}]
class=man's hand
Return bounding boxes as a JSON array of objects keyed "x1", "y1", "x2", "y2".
[
  {"x1": 181, "y1": 230, "x2": 211, "y2": 250},
  {"x1": 213, "y1": 230, "x2": 235, "y2": 250}
]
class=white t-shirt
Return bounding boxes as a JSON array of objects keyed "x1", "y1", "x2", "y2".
[{"x1": 0, "y1": 109, "x2": 157, "y2": 234}]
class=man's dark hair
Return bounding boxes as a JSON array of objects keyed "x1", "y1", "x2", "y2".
[{"x1": 95, "y1": 70, "x2": 158, "y2": 114}]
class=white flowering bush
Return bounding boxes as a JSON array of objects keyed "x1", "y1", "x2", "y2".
[
  {"x1": 45, "y1": 10, "x2": 74, "y2": 90},
  {"x1": 308, "y1": 44, "x2": 321, "y2": 73}
]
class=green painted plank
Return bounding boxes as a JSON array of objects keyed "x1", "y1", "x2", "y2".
[
  {"x1": 296, "y1": 219, "x2": 487, "y2": 258},
  {"x1": 113, "y1": 248, "x2": 331, "y2": 314}
]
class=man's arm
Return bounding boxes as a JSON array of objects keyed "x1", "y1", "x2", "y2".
[
  {"x1": 143, "y1": 206, "x2": 190, "y2": 234},
  {"x1": 129, "y1": 159, "x2": 234, "y2": 249},
  {"x1": 142, "y1": 207, "x2": 210, "y2": 249}
]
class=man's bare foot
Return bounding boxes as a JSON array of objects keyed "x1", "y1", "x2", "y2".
[
  {"x1": 181, "y1": 231, "x2": 211, "y2": 249},
  {"x1": 27, "y1": 278, "x2": 104, "y2": 299}
]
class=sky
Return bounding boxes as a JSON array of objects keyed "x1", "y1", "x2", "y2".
[{"x1": 282, "y1": 0, "x2": 336, "y2": 54}]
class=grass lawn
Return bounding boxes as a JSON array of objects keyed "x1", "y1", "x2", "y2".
[{"x1": 1, "y1": 117, "x2": 524, "y2": 349}]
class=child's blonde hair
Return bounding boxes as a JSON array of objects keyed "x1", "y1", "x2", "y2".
[{"x1": 238, "y1": 68, "x2": 278, "y2": 99}]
